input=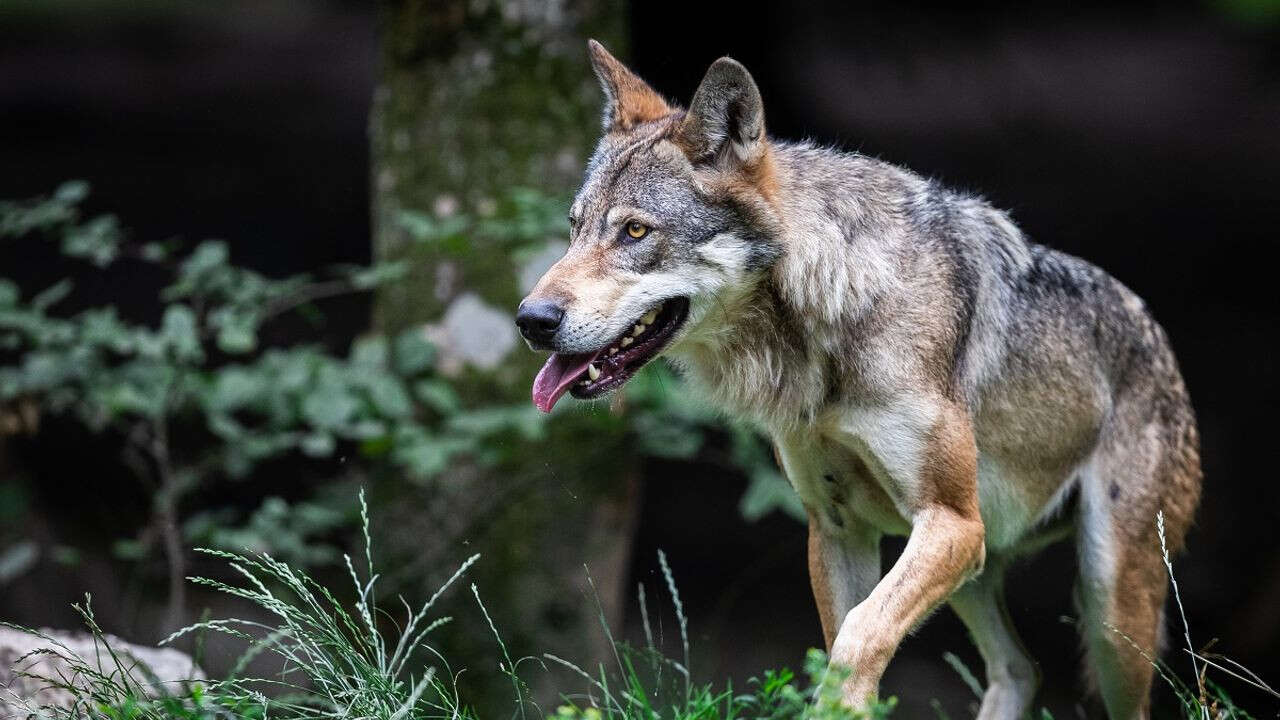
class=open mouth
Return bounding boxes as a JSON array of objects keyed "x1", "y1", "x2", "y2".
[{"x1": 531, "y1": 297, "x2": 690, "y2": 413}]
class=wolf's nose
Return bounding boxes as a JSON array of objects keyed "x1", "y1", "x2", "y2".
[{"x1": 515, "y1": 300, "x2": 565, "y2": 345}]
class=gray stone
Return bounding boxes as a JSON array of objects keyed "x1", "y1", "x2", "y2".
[
  {"x1": 0, "y1": 626, "x2": 203, "y2": 715},
  {"x1": 424, "y1": 292, "x2": 518, "y2": 375}
]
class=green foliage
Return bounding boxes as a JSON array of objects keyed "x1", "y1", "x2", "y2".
[
  {"x1": 0, "y1": 181, "x2": 802, "y2": 601},
  {"x1": 0, "y1": 183, "x2": 582, "y2": 581},
  {"x1": 163, "y1": 491, "x2": 479, "y2": 720},
  {"x1": 6, "y1": 499, "x2": 1274, "y2": 720},
  {"x1": 8, "y1": 492, "x2": 890, "y2": 720},
  {"x1": 548, "y1": 648, "x2": 895, "y2": 720}
]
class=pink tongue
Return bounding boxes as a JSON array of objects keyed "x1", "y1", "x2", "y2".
[{"x1": 532, "y1": 352, "x2": 596, "y2": 413}]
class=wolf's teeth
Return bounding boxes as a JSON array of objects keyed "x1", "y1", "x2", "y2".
[
  {"x1": 632, "y1": 324, "x2": 645, "y2": 336},
  {"x1": 621, "y1": 336, "x2": 633, "y2": 347},
  {"x1": 587, "y1": 363, "x2": 600, "y2": 381},
  {"x1": 641, "y1": 309, "x2": 658, "y2": 325}
]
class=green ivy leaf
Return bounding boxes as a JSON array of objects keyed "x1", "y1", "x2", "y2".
[
  {"x1": 365, "y1": 376, "x2": 413, "y2": 419},
  {"x1": 300, "y1": 432, "x2": 336, "y2": 457},
  {"x1": 413, "y1": 379, "x2": 459, "y2": 415},
  {"x1": 62, "y1": 214, "x2": 121, "y2": 267},
  {"x1": 739, "y1": 466, "x2": 804, "y2": 522},
  {"x1": 215, "y1": 312, "x2": 258, "y2": 355},
  {"x1": 302, "y1": 390, "x2": 359, "y2": 430},
  {"x1": 31, "y1": 279, "x2": 73, "y2": 313},
  {"x1": 349, "y1": 336, "x2": 388, "y2": 370},
  {"x1": 161, "y1": 304, "x2": 203, "y2": 363},
  {"x1": 345, "y1": 260, "x2": 409, "y2": 290},
  {"x1": 203, "y1": 367, "x2": 266, "y2": 413},
  {"x1": 54, "y1": 180, "x2": 90, "y2": 204},
  {"x1": 0, "y1": 280, "x2": 18, "y2": 307},
  {"x1": 391, "y1": 328, "x2": 435, "y2": 376}
]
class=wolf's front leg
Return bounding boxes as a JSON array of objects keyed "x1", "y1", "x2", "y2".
[
  {"x1": 829, "y1": 403, "x2": 986, "y2": 707},
  {"x1": 776, "y1": 438, "x2": 884, "y2": 648},
  {"x1": 807, "y1": 512, "x2": 881, "y2": 648},
  {"x1": 832, "y1": 506, "x2": 985, "y2": 704}
]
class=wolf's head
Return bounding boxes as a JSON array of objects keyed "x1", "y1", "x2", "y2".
[{"x1": 518, "y1": 41, "x2": 782, "y2": 412}]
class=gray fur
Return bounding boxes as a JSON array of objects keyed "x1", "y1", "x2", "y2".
[{"x1": 522, "y1": 44, "x2": 1201, "y2": 719}]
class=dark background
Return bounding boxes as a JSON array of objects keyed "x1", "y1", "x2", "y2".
[{"x1": 2, "y1": 1, "x2": 1277, "y2": 716}]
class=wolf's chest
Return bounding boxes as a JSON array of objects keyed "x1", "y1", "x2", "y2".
[{"x1": 774, "y1": 431, "x2": 914, "y2": 537}]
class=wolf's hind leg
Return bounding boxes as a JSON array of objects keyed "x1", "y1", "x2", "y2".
[
  {"x1": 1076, "y1": 419, "x2": 1197, "y2": 720},
  {"x1": 949, "y1": 557, "x2": 1038, "y2": 720},
  {"x1": 1076, "y1": 498, "x2": 1167, "y2": 720}
]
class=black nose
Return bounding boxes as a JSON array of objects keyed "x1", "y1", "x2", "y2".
[{"x1": 515, "y1": 300, "x2": 564, "y2": 345}]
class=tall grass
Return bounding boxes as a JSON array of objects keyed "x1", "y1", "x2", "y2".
[
  {"x1": 3, "y1": 500, "x2": 1274, "y2": 720},
  {"x1": 161, "y1": 491, "x2": 480, "y2": 719},
  {"x1": 1097, "y1": 512, "x2": 1278, "y2": 720},
  {"x1": 542, "y1": 550, "x2": 895, "y2": 720}
]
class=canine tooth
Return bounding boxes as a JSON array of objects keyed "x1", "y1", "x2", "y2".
[
  {"x1": 588, "y1": 363, "x2": 601, "y2": 381},
  {"x1": 641, "y1": 309, "x2": 658, "y2": 325},
  {"x1": 621, "y1": 336, "x2": 633, "y2": 347},
  {"x1": 632, "y1": 324, "x2": 645, "y2": 336}
]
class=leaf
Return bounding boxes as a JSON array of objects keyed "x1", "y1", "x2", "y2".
[
  {"x1": 413, "y1": 379, "x2": 459, "y2": 415},
  {"x1": 343, "y1": 419, "x2": 387, "y2": 441},
  {"x1": 78, "y1": 307, "x2": 136, "y2": 354},
  {"x1": 0, "y1": 280, "x2": 18, "y2": 307},
  {"x1": 393, "y1": 432, "x2": 477, "y2": 480},
  {"x1": 446, "y1": 406, "x2": 545, "y2": 441},
  {"x1": 365, "y1": 376, "x2": 413, "y2": 419},
  {"x1": 140, "y1": 242, "x2": 169, "y2": 262},
  {"x1": 203, "y1": 367, "x2": 265, "y2": 413},
  {"x1": 166, "y1": 239, "x2": 229, "y2": 299},
  {"x1": 738, "y1": 467, "x2": 804, "y2": 522},
  {"x1": 101, "y1": 380, "x2": 166, "y2": 419},
  {"x1": 300, "y1": 432, "x2": 336, "y2": 457},
  {"x1": 349, "y1": 335, "x2": 388, "y2": 369},
  {"x1": 31, "y1": 279, "x2": 73, "y2": 312},
  {"x1": 61, "y1": 214, "x2": 121, "y2": 267},
  {"x1": 391, "y1": 327, "x2": 435, "y2": 376},
  {"x1": 183, "y1": 240, "x2": 229, "y2": 277},
  {"x1": 397, "y1": 211, "x2": 469, "y2": 244},
  {"x1": 301, "y1": 389, "x2": 359, "y2": 430},
  {"x1": 346, "y1": 260, "x2": 409, "y2": 290},
  {"x1": 632, "y1": 413, "x2": 703, "y2": 460},
  {"x1": 111, "y1": 539, "x2": 147, "y2": 561},
  {"x1": 17, "y1": 351, "x2": 77, "y2": 392},
  {"x1": 215, "y1": 311, "x2": 258, "y2": 354},
  {"x1": 54, "y1": 180, "x2": 90, "y2": 203},
  {"x1": 161, "y1": 304, "x2": 203, "y2": 362}
]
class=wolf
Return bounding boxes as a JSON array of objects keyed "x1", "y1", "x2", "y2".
[{"x1": 515, "y1": 41, "x2": 1202, "y2": 719}]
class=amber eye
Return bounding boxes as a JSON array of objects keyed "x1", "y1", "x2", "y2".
[{"x1": 625, "y1": 221, "x2": 649, "y2": 240}]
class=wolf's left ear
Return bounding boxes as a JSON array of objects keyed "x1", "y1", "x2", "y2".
[
  {"x1": 676, "y1": 57, "x2": 765, "y2": 165},
  {"x1": 588, "y1": 39, "x2": 672, "y2": 131}
]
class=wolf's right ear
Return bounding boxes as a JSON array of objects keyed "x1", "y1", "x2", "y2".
[
  {"x1": 676, "y1": 57, "x2": 765, "y2": 166},
  {"x1": 588, "y1": 39, "x2": 672, "y2": 132}
]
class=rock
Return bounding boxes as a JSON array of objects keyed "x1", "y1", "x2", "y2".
[
  {"x1": 0, "y1": 626, "x2": 203, "y2": 714},
  {"x1": 423, "y1": 292, "x2": 519, "y2": 375}
]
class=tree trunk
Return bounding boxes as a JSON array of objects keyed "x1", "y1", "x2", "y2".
[{"x1": 369, "y1": 1, "x2": 637, "y2": 711}]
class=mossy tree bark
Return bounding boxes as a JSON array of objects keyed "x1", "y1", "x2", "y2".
[{"x1": 369, "y1": 1, "x2": 638, "y2": 711}]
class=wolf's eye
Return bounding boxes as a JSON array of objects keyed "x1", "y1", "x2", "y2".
[{"x1": 624, "y1": 221, "x2": 649, "y2": 240}]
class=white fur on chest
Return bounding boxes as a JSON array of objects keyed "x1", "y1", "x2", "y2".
[{"x1": 776, "y1": 397, "x2": 1071, "y2": 551}]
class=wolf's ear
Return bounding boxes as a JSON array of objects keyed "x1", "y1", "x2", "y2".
[
  {"x1": 588, "y1": 39, "x2": 672, "y2": 132},
  {"x1": 676, "y1": 57, "x2": 765, "y2": 165}
]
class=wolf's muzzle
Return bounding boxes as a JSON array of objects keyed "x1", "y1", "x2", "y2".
[{"x1": 515, "y1": 299, "x2": 564, "y2": 348}]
